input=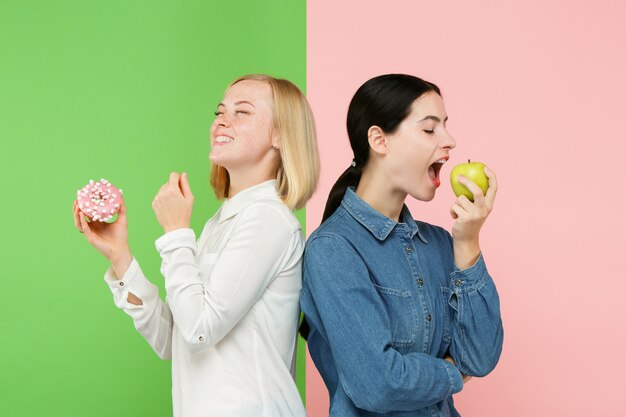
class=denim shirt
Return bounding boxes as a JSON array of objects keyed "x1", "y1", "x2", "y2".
[{"x1": 300, "y1": 187, "x2": 503, "y2": 417}]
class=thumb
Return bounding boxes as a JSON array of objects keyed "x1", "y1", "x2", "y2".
[
  {"x1": 118, "y1": 196, "x2": 127, "y2": 217},
  {"x1": 179, "y1": 172, "x2": 193, "y2": 199},
  {"x1": 79, "y1": 212, "x2": 94, "y2": 239},
  {"x1": 450, "y1": 205, "x2": 459, "y2": 220}
]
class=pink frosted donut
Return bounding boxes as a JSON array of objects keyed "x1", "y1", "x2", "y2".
[{"x1": 76, "y1": 178, "x2": 123, "y2": 223}]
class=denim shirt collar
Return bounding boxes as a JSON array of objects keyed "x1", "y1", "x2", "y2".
[
  {"x1": 340, "y1": 187, "x2": 428, "y2": 243},
  {"x1": 218, "y1": 179, "x2": 280, "y2": 223}
]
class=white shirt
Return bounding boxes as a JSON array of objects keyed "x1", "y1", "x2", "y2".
[{"x1": 104, "y1": 180, "x2": 307, "y2": 417}]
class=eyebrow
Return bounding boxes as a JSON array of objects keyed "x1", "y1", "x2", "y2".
[
  {"x1": 217, "y1": 100, "x2": 256, "y2": 108},
  {"x1": 418, "y1": 115, "x2": 448, "y2": 123}
]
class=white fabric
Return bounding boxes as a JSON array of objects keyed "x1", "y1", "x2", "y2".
[{"x1": 104, "y1": 180, "x2": 307, "y2": 417}]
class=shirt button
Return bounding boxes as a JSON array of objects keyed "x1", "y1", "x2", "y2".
[
  {"x1": 119, "y1": 281, "x2": 124, "y2": 287},
  {"x1": 406, "y1": 246, "x2": 413, "y2": 254},
  {"x1": 454, "y1": 279, "x2": 463, "y2": 287},
  {"x1": 198, "y1": 336, "x2": 204, "y2": 342},
  {"x1": 426, "y1": 313, "x2": 432, "y2": 322},
  {"x1": 416, "y1": 278, "x2": 424, "y2": 286}
]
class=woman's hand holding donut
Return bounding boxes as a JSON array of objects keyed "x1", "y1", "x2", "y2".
[
  {"x1": 73, "y1": 197, "x2": 132, "y2": 267},
  {"x1": 152, "y1": 172, "x2": 194, "y2": 234},
  {"x1": 449, "y1": 166, "x2": 498, "y2": 269}
]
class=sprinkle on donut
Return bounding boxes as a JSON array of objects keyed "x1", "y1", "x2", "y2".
[{"x1": 76, "y1": 178, "x2": 123, "y2": 223}]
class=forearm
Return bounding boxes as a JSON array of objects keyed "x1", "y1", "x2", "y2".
[
  {"x1": 104, "y1": 258, "x2": 173, "y2": 359},
  {"x1": 162, "y1": 257, "x2": 211, "y2": 345},
  {"x1": 447, "y1": 256, "x2": 503, "y2": 376},
  {"x1": 336, "y1": 348, "x2": 463, "y2": 412}
]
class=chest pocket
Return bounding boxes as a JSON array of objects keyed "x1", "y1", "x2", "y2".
[
  {"x1": 197, "y1": 252, "x2": 219, "y2": 281},
  {"x1": 373, "y1": 284, "x2": 418, "y2": 351}
]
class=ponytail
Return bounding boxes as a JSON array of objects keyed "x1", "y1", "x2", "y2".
[{"x1": 321, "y1": 162, "x2": 363, "y2": 222}]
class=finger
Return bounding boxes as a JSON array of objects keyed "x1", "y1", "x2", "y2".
[
  {"x1": 457, "y1": 175, "x2": 485, "y2": 205},
  {"x1": 456, "y1": 195, "x2": 475, "y2": 212},
  {"x1": 168, "y1": 172, "x2": 180, "y2": 187},
  {"x1": 179, "y1": 172, "x2": 193, "y2": 199},
  {"x1": 154, "y1": 185, "x2": 164, "y2": 201},
  {"x1": 117, "y1": 197, "x2": 126, "y2": 221},
  {"x1": 118, "y1": 196, "x2": 126, "y2": 216},
  {"x1": 78, "y1": 210, "x2": 92, "y2": 236},
  {"x1": 450, "y1": 203, "x2": 466, "y2": 220},
  {"x1": 483, "y1": 166, "x2": 498, "y2": 207},
  {"x1": 449, "y1": 205, "x2": 458, "y2": 219},
  {"x1": 73, "y1": 202, "x2": 82, "y2": 231}
]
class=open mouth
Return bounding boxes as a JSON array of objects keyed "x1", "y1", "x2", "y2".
[
  {"x1": 428, "y1": 159, "x2": 447, "y2": 187},
  {"x1": 214, "y1": 135, "x2": 234, "y2": 145}
]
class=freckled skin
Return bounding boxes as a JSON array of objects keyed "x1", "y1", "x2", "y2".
[{"x1": 209, "y1": 80, "x2": 278, "y2": 171}]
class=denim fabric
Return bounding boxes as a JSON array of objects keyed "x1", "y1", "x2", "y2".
[{"x1": 301, "y1": 187, "x2": 503, "y2": 417}]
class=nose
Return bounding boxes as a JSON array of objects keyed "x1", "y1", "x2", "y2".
[
  {"x1": 214, "y1": 112, "x2": 231, "y2": 128},
  {"x1": 442, "y1": 129, "x2": 456, "y2": 150}
]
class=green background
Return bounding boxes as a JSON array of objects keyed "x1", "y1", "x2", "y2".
[{"x1": 0, "y1": 1, "x2": 306, "y2": 416}]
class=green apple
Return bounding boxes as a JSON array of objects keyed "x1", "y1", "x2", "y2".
[{"x1": 450, "y1": 160, "x2": 489, "y2": 201}]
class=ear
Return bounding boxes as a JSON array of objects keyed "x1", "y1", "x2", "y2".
[
  {"x1": 270, "y1": 126, "x2": 281, "y2": 150},
  {"x1": 367, "y1": 126, "x2": 388, "y2": 156}
]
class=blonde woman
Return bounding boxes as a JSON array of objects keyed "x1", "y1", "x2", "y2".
[{"x1": 73, "y1": 74, "x2": 319, "y2": 417}]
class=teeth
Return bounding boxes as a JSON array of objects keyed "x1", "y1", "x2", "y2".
[
  {"x1": 434, "y1": 159, "x2": 446, "y2": 164},
  {"x1": 215, "y1": 136, "x2": 234, "y2": 143}
]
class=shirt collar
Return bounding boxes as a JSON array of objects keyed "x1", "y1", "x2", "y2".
[
  {"x1": 340, "y1": 187, "x2": 428, "y2": 243},
  {"x1": 218, "y1": 179, "x2": 280, "y2": 223}
]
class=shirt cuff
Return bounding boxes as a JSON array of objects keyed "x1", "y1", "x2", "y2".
[
  {"x1": 103, "y1": 257, "x2": 154, "y2": 301},
  {"x1": 449, "y1": 252, "x2": 487, "y2": 293},
  {"x1": 155, "y1": 228, "x2": 197, "y2": 254},
  {"x1": 441, "y1": 359, "x2": 464, "y2": 396}
]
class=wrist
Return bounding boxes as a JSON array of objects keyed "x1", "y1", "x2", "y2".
[
  {"x1": 109, "y1": 245, "x2": 131, "y2": 262},
  {"x1": 110, "y1": 248, "x2": 132, "y2": 279},
  {"x1": 164, "y1": 225, "x2": 189, "y2": 234},
  {"x1": 453, "y1": 239, "x2": 480, "y2": 270}
]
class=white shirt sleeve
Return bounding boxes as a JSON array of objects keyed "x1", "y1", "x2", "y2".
[
  {"x1": 104, "y1": 258, "x2": 173, "y2": 360},
  {"x1": 155, "y1": 203, "x2": 295, "y2": 352}
]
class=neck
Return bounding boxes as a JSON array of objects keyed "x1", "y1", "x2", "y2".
[
  {"x1": 355, "y1": 165, "x2": 406, "y2": 222},
  {"x1": 227, "y1": 166, "x2": 277, "y2": 198}
]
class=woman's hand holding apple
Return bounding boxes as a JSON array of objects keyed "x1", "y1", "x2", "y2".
[{"x1": 449, "y1": 165, "x2": 498, "y2": 270}]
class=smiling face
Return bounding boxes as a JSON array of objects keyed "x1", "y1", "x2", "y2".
[
  {"x1": 383, "y1": 91, "x2": 456, "y2": 201},
  {"x1": 209, "y1": 79, "x2": 278, "y2": 171}
]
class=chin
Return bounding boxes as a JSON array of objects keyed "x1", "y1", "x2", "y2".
[
  {"x1": 407, "y1": 187, "x2": 436, "y2": 202},
  {"x1": 209, "y1": 152, "x2": 228, "y2": 167}
]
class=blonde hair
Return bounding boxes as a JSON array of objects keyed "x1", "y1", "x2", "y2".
[{"x1": 210, "y1": 74, "x2": 320, "y2": 210}]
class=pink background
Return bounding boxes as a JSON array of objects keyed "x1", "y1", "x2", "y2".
[{"x1": 305, "y1": 1, "x2": 626, "y2": 416}]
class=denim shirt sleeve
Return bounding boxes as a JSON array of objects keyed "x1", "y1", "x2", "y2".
[
  {"x1": 303, "y1": 234, "x2": 464, "y2": 413},
  {"x1": 446, "y1": 242, "x2": 504, "y2": 377}
]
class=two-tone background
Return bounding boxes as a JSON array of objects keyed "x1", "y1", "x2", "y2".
[{"x1": 1, "y1": 1, "x2": 624, "y2": 416}]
